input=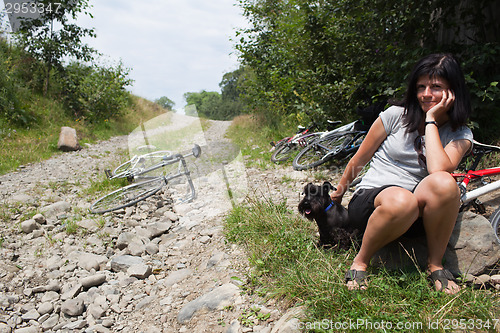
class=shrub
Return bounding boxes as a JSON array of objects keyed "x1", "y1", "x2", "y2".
[{"x1": 62, "y1": 60, "x2": 133, "y2": 122}]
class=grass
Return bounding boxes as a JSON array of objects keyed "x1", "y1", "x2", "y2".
[
  {"x1": 0, "y1": 94, "x2": 166, "y2": 175},
  {"x1": 223, "y1": 116, "x2": 499, "y2": 332},
  {"x1": 224, "y1": 196, "x2": 500, "y2": 333},
  {"x1": 226, "y1": 114, "x2": 277, "y2": 169}
]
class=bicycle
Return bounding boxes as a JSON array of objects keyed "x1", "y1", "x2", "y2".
[
  {"x1": 292, "y1": 120, "x2": 368, "y2": 171},
  {"x1": 270, "y1": 120, "x2": 342, "y2": 163},
  {"x1": 292, "y1": 103, "x2": 385, "y2": 171},
  {"x1": 90, "y1": 144, "x2": 201, "y2": 214},
  {"x1": 452, "y1": 140, "x2": 500, "y2": 243},
  {"x1": 105, "y1": 147, "x2": 172, "y2": 180}
]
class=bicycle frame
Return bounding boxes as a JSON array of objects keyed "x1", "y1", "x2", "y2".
[
  {"x1": 452, "y1": 140, "x2": 500, "y2": 206},
  {"x1": 453, "y1": 167, "x2": 500, "y2": 205}
]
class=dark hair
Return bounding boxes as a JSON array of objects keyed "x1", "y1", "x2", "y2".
[{"x1": 400, "y1": 53, "x2": 471, "y2": 132}]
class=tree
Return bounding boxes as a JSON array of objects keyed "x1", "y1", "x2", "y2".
[
  {"x1": 15, "y1": 0, "x2": 96, "y2": 94},
  {"x1": 154, "y1": 96, "x2": 175, "y2": 110},
  {"x1": 235, "y1": 0, "x2": 500, "y2": 138}
]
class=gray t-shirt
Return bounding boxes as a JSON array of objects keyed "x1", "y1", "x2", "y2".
[{"x1": 356, "y1": 106, "x2": 473, "y2": 192}]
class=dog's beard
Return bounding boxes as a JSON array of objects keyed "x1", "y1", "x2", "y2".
[{"x1": 298, "y1": 200, "x2": 323, "y2": 220}]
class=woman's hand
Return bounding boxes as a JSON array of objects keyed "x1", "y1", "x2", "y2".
[
  {"x1": 330, "y1": 187, "x2": 344, "y2": 204},
  {"x1": 426, "y1": 89, "x2": 455, "y2": 121}
]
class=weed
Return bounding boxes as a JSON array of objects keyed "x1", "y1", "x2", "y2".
[
  {"x1": 224, "y1": 196, "x2": 500, "y2": 332},
  {"x1": 64, "y1": 220, "x2": 79, "y2": 235}
]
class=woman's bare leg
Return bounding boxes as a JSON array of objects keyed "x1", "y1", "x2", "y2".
[
  {"x1": 414, "y1": 171, "x2": 461, "y2": 294},
  {"x1": 348, "y1": 187, "x2": 419, "y2": 289}
]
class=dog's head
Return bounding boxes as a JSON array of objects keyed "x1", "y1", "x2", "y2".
[{"x1": 298, "y1": 182, "x2": 335, "y2": 220}]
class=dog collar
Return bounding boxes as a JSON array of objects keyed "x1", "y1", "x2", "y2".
[{"x1": 324, "y1": 201, "x2": 334, "y2": 213}]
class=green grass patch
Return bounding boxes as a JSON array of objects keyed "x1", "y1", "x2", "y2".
[
  {"x1": 0, "y1": 95, "x2": 166, "y2": 176},
  {"x1": 225, "y1": 114, "x2": 278, "y2": 169},
  {"x1": 224, "y1": 196, "x2": 500, "y2": 332}
]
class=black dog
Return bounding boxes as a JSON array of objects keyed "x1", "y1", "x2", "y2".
[{"x1": 298, "y1": 182, "x2": 357, "y2": 249}]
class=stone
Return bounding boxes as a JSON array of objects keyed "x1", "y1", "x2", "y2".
[
  {"x1": 372, "y1": 212, "x2": 500, "y2": 275},
  {"x1": 32, "y1": 213, "x2": 46, "y2": 224},
  {"x1": 37, "y1": 302, "x2": 54, "y2": 315},
  {"x1": 61, "y1": 298, "x2": 85, "y2": 316},
  {"x1": 81, "y1": 274, "x2": 106, "y2": 289},
  {"x1": 177, "y1": 283, "x2": 239, "y2": 323},
  {"x1": 20, "y1": 219, "x2": 39, "y2": 234},
  {"x1": 21, "y1": 309, "x2": 40, "y2": 321},
  {"x1": 57, "y1": 126, "x2": 81, "y2": 152},
  {"x1": 39, "y1": 201, "x2": 71, "y2": 218},
  {"x1": 127, "y1": 264, "x2": 152, "y2": 279},
  {"x1": 110, "y1": 255, "x2": 144, "y2": 273}
]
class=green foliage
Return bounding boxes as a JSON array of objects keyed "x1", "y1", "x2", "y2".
[
  {"x1": 0, "y1": 39, "x2": 35, "y2": 126},
  {"x1": 15, "y1": 0, "x2": 96, "y2": 93},
  {"x1": 235, "y1": 0, "x2": 500, "y2": 139},
  {"x1": 62, "y1": 60, "x2": 133, "y2": 122},
  {"x1": 154, "y1": 96, "x2": 175, "y2": 110},
  {"x1": 183, "y1": 68, "x2": 246, "y2": 120},
  {"x1": 224, "y1": 196, "x2": 500, "y2": 332}
]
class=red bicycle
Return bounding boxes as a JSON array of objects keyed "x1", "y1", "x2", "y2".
[{"x1": 452, "y1": 140, "x2": 500, "y2": 243}]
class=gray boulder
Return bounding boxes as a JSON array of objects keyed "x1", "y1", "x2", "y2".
[
  {"x1": 373, "y1": 211, "x2": 500, "y2": 275},
  {"x1": 57, "y1": 126, "x2": 81, "y2": 152}
]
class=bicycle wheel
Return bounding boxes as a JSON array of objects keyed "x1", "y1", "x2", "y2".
[
  {"x1": 271, "y1": 133, "x2": 320, "y2": 163},
  {"x1": 292, "y1": 133, "x2": 351, "y2": 171},
  {"x1": 90, "y1": 177, "x2": 165, "y2": 213},
  {"x1": 489, "y1": 206, "x2": 500, "y2": 244}
]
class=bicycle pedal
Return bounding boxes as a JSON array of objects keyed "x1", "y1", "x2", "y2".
[{"x1": 104, "y1": 169, "x2": 113, "y2": 178}]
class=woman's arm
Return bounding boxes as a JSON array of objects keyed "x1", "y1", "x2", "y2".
[
  {"x1": 424, "y1": 89, "x2": 472, "y2": 173},
  {"x1": 331, "y1": 117, "x2": 388, "y2": 203},
  {"x1": 424, "y1": 124, "x2": 471, "y2": 173}
]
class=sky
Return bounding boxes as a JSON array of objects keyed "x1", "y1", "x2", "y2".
[
  {"x1": 1, "y1": 0, "x2": 248, "y2": 111},
  {"x1": 77, "y1": 0, "x2": 248, "y2": 111}
]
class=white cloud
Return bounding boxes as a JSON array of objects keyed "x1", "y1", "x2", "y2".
[{"x1": 76, "y1": 0, "x2": 247, "y2": 110}]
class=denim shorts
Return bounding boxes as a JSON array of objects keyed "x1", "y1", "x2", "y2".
[{"x1": 348, "y1": 185, "x2": 425, "y2": 237}]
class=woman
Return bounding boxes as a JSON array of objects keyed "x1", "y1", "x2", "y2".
[{"x1": 331, "y1": 54, "x2": 473, "y2": 294}]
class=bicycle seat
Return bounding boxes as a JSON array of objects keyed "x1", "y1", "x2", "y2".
[
  {"x1": 326, "y1": 120, "x2": 342, "y2": 130},
  {"x1": 472, "y1": 140, "x2": 500, "y2": 154}
]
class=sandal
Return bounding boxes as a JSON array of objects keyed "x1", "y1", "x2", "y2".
[
  {"x1": 428, "y1": 269, "x2": 458, "y2": 293},
  {"x1": 345, "y1": 269, "x2": 368, "y2": 290}
]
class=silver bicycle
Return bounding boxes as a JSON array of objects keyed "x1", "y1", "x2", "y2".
[{"x1": 90, "y1": 144, "x2": 201, "y2": 214}]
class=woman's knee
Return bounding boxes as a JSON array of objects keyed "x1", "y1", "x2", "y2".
[
  {"x1": 375, "y1": 188, "x2": 419, "y2": 218},
  {"x1": 422, "y1": 172, "x2": 459, "y2": 200}
]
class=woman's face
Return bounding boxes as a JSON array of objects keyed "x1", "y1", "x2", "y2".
[{"x1": 416, "y1": 75, "x2": 450, "y2": 112}]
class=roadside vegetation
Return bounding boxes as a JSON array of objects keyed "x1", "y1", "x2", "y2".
[{"x1": 225, "y1": 118, "x2": 500, "y2": 333}]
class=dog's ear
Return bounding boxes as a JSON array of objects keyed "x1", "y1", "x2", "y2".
[
  {"x1": 303, "y1": 183, "x2": 313, "y2": 195},
  {"x1": 322, "y1": 182, "x2": 336, "y2": 193}
]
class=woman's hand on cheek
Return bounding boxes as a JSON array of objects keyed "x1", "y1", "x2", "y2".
[{"x1": 427, "y1": 89, "x2": 455, "y2": 121}]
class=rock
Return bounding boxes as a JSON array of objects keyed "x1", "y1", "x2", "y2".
[
  {"x1": 110, "y1": 255, "x2": 145, "y2": 273},
  {"x1": 61, "y1": 298, "x2": 85, "y2": 316},
  {"x1": 81, "y1": 274, "x2": 106, "y2": 289},
  {"x1": 270, "y1": 307, "x2": 304, "y2": 333},
  {"x1": 32, "y1": 214, "x2": 46, "y2": 224},
  {"x1": 39, "y1": 201, "x2": 71, "y2": 218},
  {"x1": 41, "y1": 313, "x2": 59, "y2": 330},
  {"x1": 21, "y1": 309, "x2": 40, "y2": 321},
  {"x1": 20, "y1": 219, "x2": 39, "y2": 234},
  {"x1": 177, "y1": 283, "x2": 240, "y2": 323},
  {"x1": 127, "y1": 264, "x2": 152, "y2": 279},
  {"x1": 57, "y1": 126, "x2": 81, "y2": 151},
  {"x1": 147, "y1": 221, "x2": 172, "y2": 238},
  {"x1": 373, "y1": 212, "x2": 500, "y2": 275},
  {"x1": 161, "y1": 269, "x2": 193, "y2": 287},
  {"x1": 37, "y1": 302, "x2": 54, "y2": 315},
  {"x1": 78, "y1": 253, "x2": 108, "y2": 271},
  {"x1": 446, "y1": 212, "x2": 500, "y2": 275}
]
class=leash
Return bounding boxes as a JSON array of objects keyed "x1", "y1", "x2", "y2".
[{"x1": 324, "y1": 201, "x2": 334, "y2": 213}]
